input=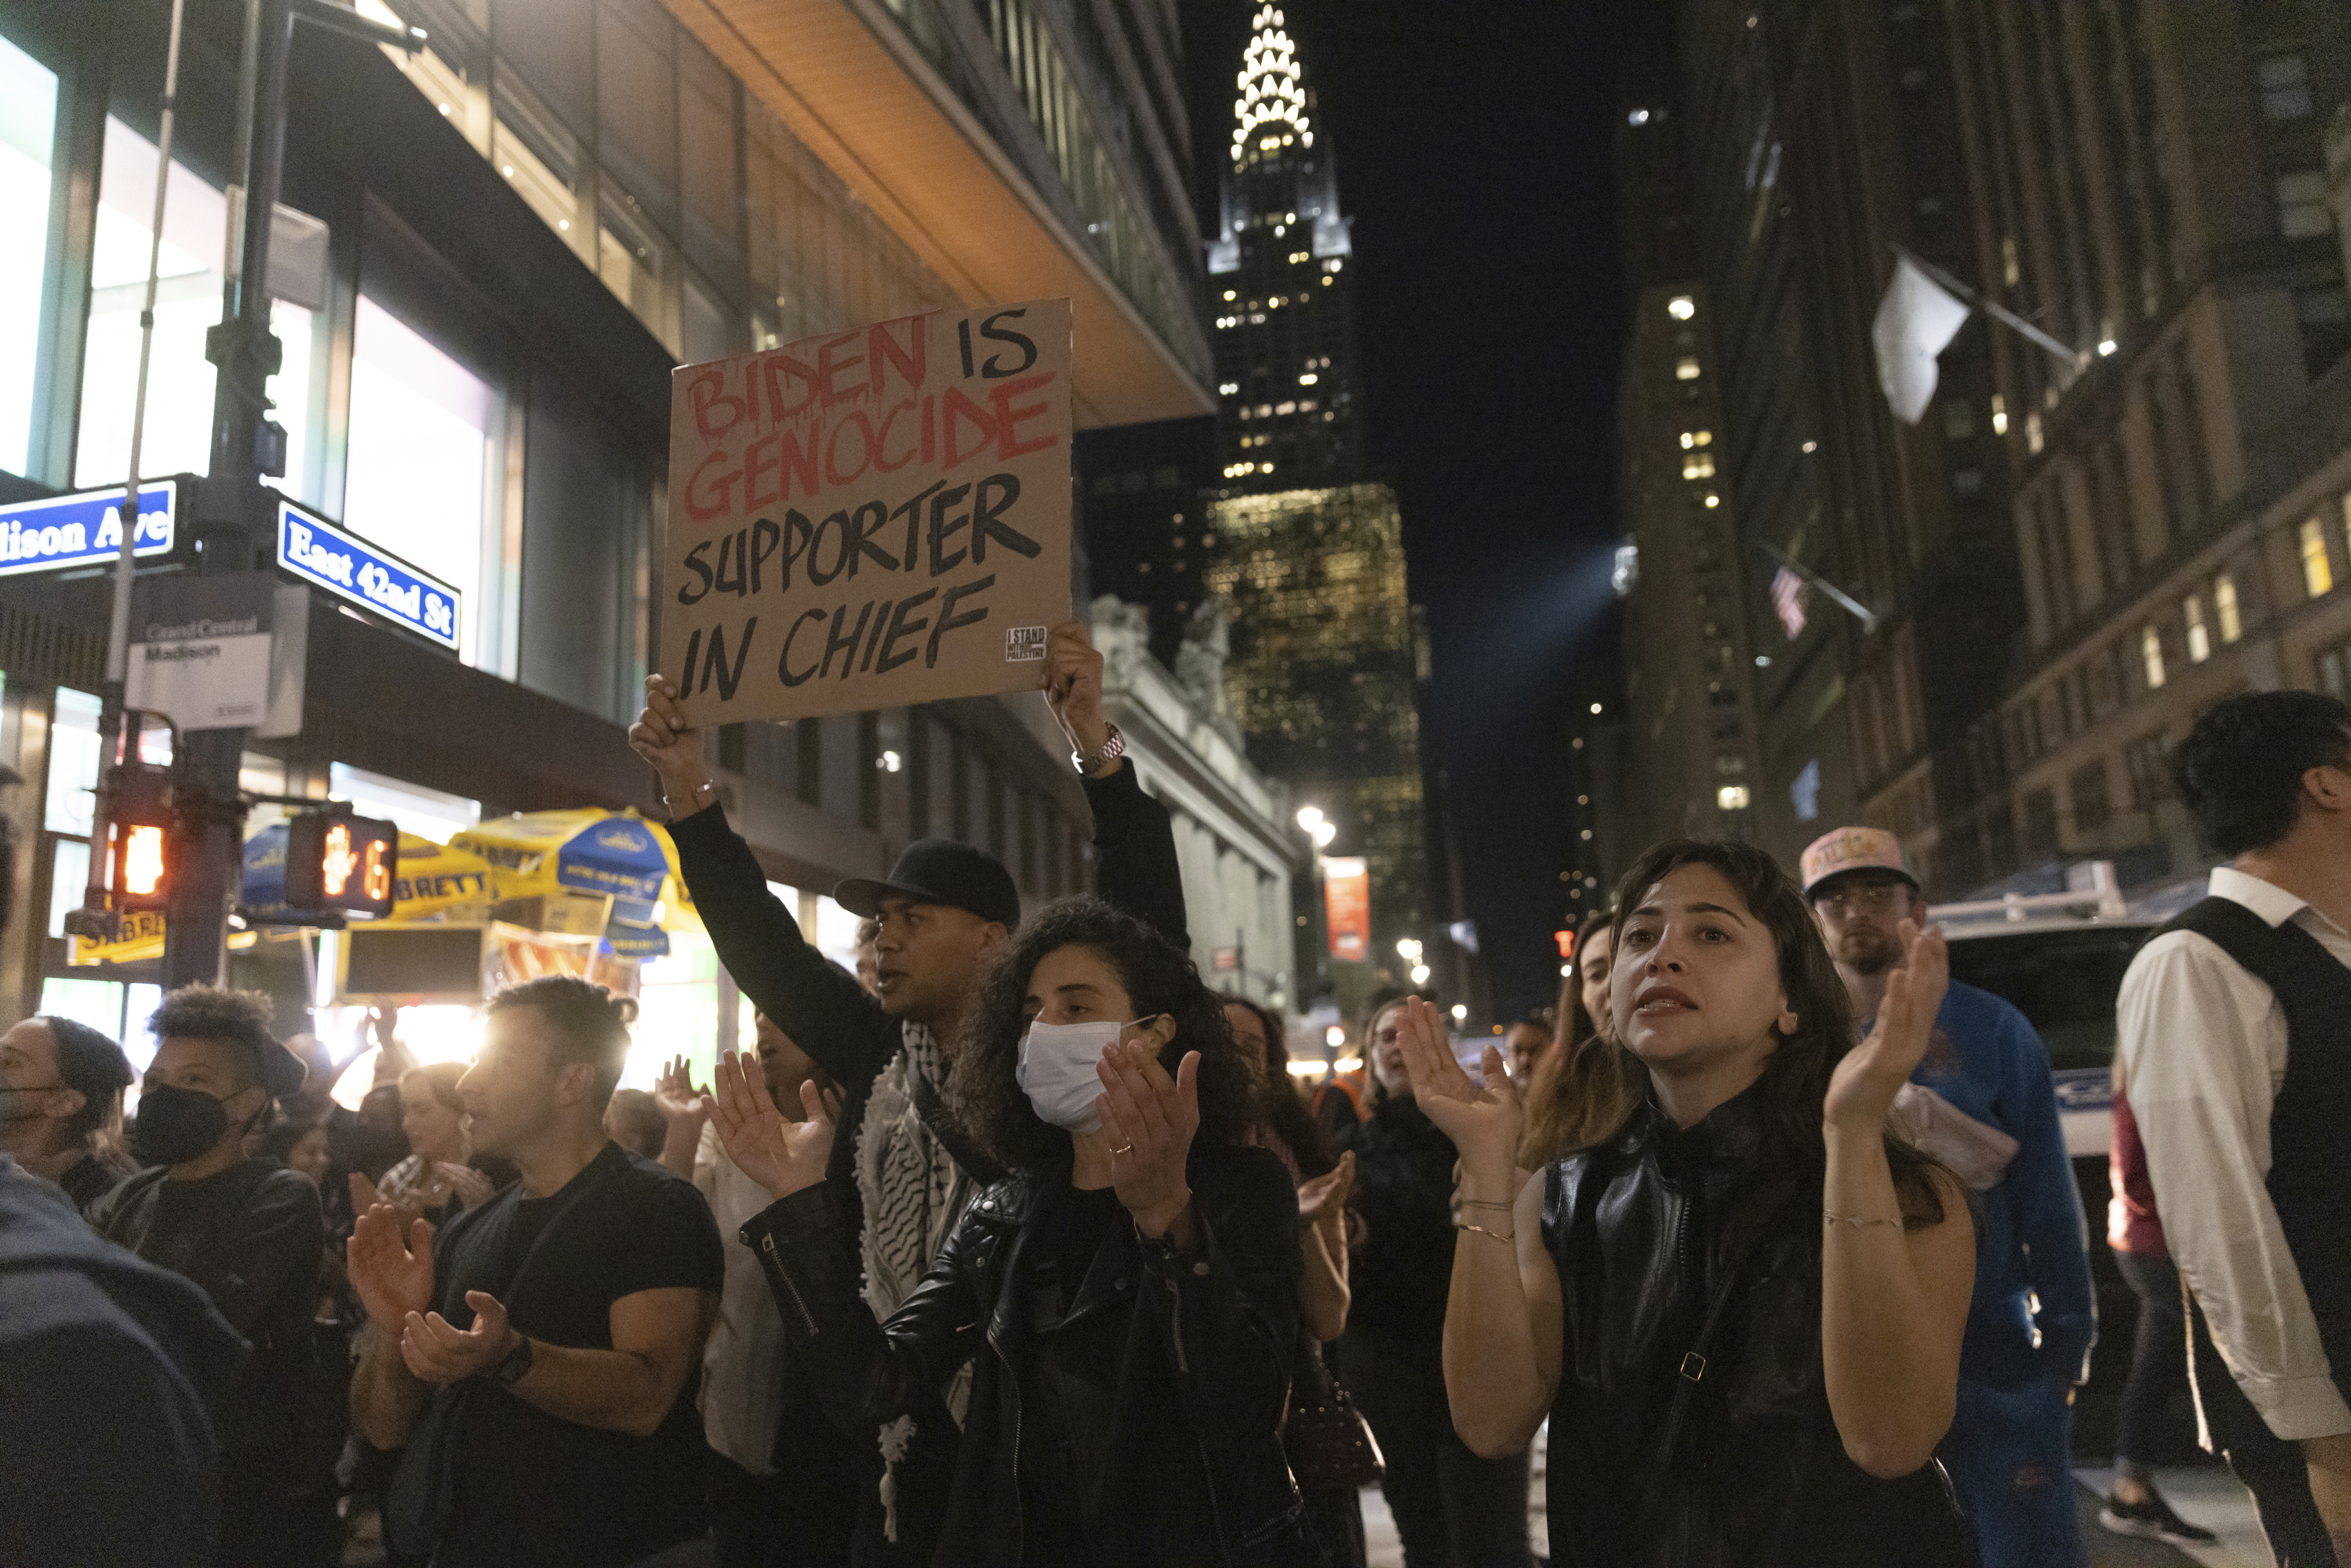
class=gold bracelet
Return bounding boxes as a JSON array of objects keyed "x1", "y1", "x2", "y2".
[
  {"x1": 1455, "y1": 1221, "x2": 1514, "y2": 1244},
  {"x1": 1458, "y1": 1197, "x2": 1514, "y2": 1211},
  {"x1": 1823, "y1": 1209, "x2": 1906, "y2": 1229}
]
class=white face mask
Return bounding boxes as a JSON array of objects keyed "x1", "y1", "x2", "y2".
[{"x1": 1017, "y1": 1016, "x2": 1162, "y2": 1134}]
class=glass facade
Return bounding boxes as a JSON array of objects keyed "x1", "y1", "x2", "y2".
[
  {"x1": 369, "y1": 0, "x2": 961, "y2": 362},
  {"x1": 0, "y1": 35, "x2": 56, "y2": 476}
]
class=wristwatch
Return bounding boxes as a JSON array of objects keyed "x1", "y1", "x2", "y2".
[
  {"x1": 491, "y1": 1332, "x2": 535, "y2": 1388},
  {"x1": 1072, "y1": 722, "x2": 1125, "y2": 776}
]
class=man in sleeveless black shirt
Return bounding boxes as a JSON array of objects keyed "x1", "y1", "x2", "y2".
[{"x1": 2119, "y1": 691, "x2": 2351, "y2": 1566}]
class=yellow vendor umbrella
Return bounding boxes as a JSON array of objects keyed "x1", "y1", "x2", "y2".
[{"x1": 387, "y1": 834, "x2": 494, "y2": 924}]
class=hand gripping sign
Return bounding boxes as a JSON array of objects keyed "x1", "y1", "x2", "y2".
[{"x1": 665, "y1": 300, "x2": 1074, "y2": 725}]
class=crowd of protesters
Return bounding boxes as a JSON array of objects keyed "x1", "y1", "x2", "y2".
[{"x1": 5, "y1": 650, "x2": 2350, "y2": 1568}]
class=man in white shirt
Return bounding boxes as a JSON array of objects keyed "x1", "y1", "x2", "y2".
[{"x1": 2117, "y1": 690, "x2": 2351, "y2": 1567}]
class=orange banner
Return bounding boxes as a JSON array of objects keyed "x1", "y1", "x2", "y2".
[{"x1": 1324, "y1": 856, "x2": 1370, "y2": 963}]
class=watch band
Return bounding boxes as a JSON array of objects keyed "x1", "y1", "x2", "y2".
[
  {"x1": 491, "y1": 1332, "x2": 535, "y2": 1387},
  {"x1": 1072, "y1": 722, "x2": 1125, "y2": 775}
]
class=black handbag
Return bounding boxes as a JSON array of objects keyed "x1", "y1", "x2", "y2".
[{"x1": 1281, "y1": 1345, "x2": 1384, "y2": 1491}]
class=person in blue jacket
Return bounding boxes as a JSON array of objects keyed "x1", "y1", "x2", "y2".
[{"x1": 1801, "y1": 826, "x2": 2097, "y2": 1568}]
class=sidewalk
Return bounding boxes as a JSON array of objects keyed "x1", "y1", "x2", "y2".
[{"x1": 1357, "y1": 1448, "x2": 2265, "y2": 1567}]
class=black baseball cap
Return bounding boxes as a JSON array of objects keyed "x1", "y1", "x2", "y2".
[{"x1": 835, "y1": 839, "x2": 1021, "y2": 931}]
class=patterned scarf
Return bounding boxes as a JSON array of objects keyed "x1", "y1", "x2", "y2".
[
  {"x1": 854, "y1": 1019, "x2": 973, "y2": 1321},
  {"x1": 854, "y1": 1020, "x2": 976, "y2": 1539}
]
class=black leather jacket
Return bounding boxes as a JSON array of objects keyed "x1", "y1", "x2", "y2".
[
  {"x1": 743, "y1": 1141, "x2": 1315, "y2": 1567},
  {"x1": 1541, "y1": 1084, "x2": 1975, "y2": 1568}
]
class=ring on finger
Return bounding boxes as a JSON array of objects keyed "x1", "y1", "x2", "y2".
[{"x1": 1110, "y1": 1141, "x2": 1135, "y2": 1156}]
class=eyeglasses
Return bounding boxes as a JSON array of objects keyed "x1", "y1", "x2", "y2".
[{"x1": 1814, "y1": 883, "x2": 1909, "y2": 913}]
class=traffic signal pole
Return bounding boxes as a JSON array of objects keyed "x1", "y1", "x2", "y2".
[
  {"x1": 160, "y1": 0, "x2": 424, "y2": 987},
  {"x1": 161, "y1": 0, "x2": 290, "y2": 989}
]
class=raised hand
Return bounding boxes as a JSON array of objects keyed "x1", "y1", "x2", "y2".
[
  {"x1": 1825, "y1": 920, "x2": 1951, "y2": 1134},
  {"x1": 1296, "y1": 1150, "x2": 1356, "y2": 1230},
  {"x1": 1095, "y1": 1038, "x2": 1201, "y2": 1240},
  {"x1": 709, "y1": 1049, "x2": 834, "y2": 1200},
  {"x1": 400, "y1": 1290, "x2": 517, "y2": 1385},
  {"x1": 347, "y1": 1178, "x2": 436, "y2": 1332},
  {"x1": 1393, "y1": 996, "x2": 1520, "y2": 1182},
  {"x1": 1041, "y1": 621, "x2": 1113, "y2": 764},
  {"x1": 626, "y1": 674, "x2": 711, "y2": 805},
  {"x1": 653, "y1": 1054, "x2": 709, "y2": 1127}
]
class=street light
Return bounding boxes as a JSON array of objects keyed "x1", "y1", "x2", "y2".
[
  {"x1": 1450, "y1": 1004, "x2": 1468, "y2": 1023},
  {"x1": 1297, "y1": 805, "x2": 1323, "y2": 833},
  {"x1": 1297, "y1": 804, "x2": 1336, "y2": 848},
  {"x1": 1410, "y1": 964, "x2": 1431, "y2": 984},
  {"x1": 1395, "y1": 937, "x2": 1422, "y2": 962}
]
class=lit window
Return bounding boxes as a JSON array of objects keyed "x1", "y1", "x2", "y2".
[
  {"x1": 1299, "y1": 372, "x2": 1318, "y2": 385},
  {"x1": 0, "y1": 35, "x2": 57, "y2": 475},
  {"x1": 1668, "y1": 295, "x2": 1695, "y2": 321},
  {"x1": 2026, "y1": 412, "x2": 2044, "y2": 454},
  {"x1": 2184, "y1": 595, "x2": 2210, "y2": 663},
  {"x1": 2141, "y1": 625, "x2": 2166, "y2": 689},
  {"x1": 1718, "y1": 785, "x2": 1751, "y2": 810},
  {"x1": 1703, "y1": 492, "x2": 1721, "y2": 509},
  {"x1": 1675, "y1": 357, "x2": 1702, "y2": 380},
  {"x1": 1321, "y1": 277, "x2": 1332, "y2": 286},
  {"x1": 1682, "y1": 454, "x2": 1716, "y2": 480},
  {"x1": 2303, "y1": 516, "x2": 2334, "y2": 597},
  {"x1": 2278, "y1": 170, "x2": 2331, "y2": 238},
  {"x1": 2259, "y1": 54, "x2": 2312, "y2": 120},
  {"x1": 1218, "y1": 382, "x2": 1239, "y2": 395},
  {"x1": 2215, "y1": 574, "x2": 2242, "y2": 642},
  {"x1": 343, "y1": 295, "x2": 493, "y2": 664},
  {"x1": 1223, "y1": 290, "x2": 1236, "y2": 301},
  {"x1": 76, "y1": 118, "x2": 317, "y2": 496},
  {"x1": 1990, "y1": 393, "x2": 2008, "y2": 436}
]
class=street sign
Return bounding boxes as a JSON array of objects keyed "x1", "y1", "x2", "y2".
[
  {"x1": 663, "y1": 300, "x2": 1074, "y2": 725},
  {"x1": 0, "y1": 481, "x2": 176, "y2": 577},
  {"x1": 274, "y1": 496, "x2": 462, "y2": 652},
  {"x1": 124, "y1": 575, "x2": 277, "y2": 732}
]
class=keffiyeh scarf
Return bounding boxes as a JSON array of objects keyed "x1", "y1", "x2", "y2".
[{"x1": 854, "y1": 1020, "x2": 977, "y2": 1538}]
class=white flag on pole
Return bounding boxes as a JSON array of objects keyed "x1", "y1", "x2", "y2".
[{"x1": 1871, "y1": 254, "x2": 1970, "y2": 425}]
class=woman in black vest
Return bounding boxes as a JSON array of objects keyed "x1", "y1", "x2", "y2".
[
  {"x1": 716, "y1": 897, "x2": 1315, "y2": 1566},
  {"x1": 1413, "y1": 838, "x2": 1978, "y2": 1567}
]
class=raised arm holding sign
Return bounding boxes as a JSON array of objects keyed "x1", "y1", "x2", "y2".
[{"x1": 665, "y1": 300, "x2": 1075, "y2": 725}]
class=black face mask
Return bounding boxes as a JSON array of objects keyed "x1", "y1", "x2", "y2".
[{"x1": 131, "y1": 1083, "x2": 241, "y2": 1167}]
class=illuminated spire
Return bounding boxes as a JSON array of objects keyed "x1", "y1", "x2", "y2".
[{"x1": 1232, "y1": 5, "x2": 1312, "y2": 162}]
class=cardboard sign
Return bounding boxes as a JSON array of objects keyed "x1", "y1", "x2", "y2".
[
  {"x1": 1324, "y1": 857, "x2": 1370, "y2": 963},
  {"x1": 664, "y1": 301, "x2": 1075, "y2": 725}
]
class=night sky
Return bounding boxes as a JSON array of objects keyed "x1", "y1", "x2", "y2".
[{"x1": 1182, "y1": 1, "x2": 1646, "y2": 1016}]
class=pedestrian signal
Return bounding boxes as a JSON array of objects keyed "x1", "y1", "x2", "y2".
[
  {"x1": 106, "y1": 764, "x2": 175, "y2": 913},
  {"x1": 1554, "y1": 928, "x2": 1577, "y2": 960},
  {"x1": 285, "y1": 810, "x2": 398, "y2": 917}
]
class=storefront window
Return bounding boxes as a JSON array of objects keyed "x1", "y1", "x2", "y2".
[
  {"x1": 342, "y1": 296, "x2": 494, "y2": 664},
  {"x1": 75, "y1": 118, "x2": 315, "y2": 494},
  {"x1": 0, "y1": 35, "x2": 57, "y2": 476},
  {"x1": 329, "y1": 761, "x2": 481, "y2": 843}
]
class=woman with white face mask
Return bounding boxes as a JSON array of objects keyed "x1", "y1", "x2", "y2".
[{"x1": 712, "y1": 896, "x2": 1316, "y2": 1567}]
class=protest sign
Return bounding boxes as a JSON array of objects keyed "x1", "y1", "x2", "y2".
[{"x1": 664, "y1": 300, "x2": 1073, "y2": 726}]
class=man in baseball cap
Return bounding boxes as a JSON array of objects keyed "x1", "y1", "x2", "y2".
[{"x1": 1800, "y1": 826, "x2": 2098, "y2": 1568}]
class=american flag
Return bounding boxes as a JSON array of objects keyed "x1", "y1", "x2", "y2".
[{"x1": 1772, "y1": 567, "x2": 1808, "y2": 640}]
